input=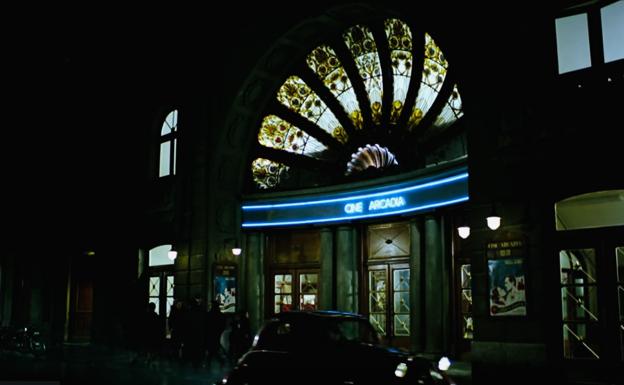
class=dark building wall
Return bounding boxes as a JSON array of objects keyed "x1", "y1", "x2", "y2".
[{"x1": 4, "y1": 3, "x2": 621, "y2": 384}]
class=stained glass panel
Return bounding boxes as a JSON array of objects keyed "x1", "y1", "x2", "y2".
[
  {"x1": 275, "y1": 274, "x2": 292, "y2": 294},
  {"x1": 461, "y1": 264, "x2": 471, "y2": 289},
  {"x1": 343, "y1": 24, "x2": 383, "y2": 125},
  {"x1": 307, "y1": 45, "x2": 363, "y2": 129},
  {"x1": 258, "y1": 115, "x2": 327, "y2": 158},
  {"x1": 393, "y1": 292, "x2": 409, "y2": 313},
  {"x1": 300, "y1": 294, "x2": 317, "y2": 311},
  {"x1": 275, "y1": 295, "x2": 293, "y2": 313},
  {"x1": 461, "y1": 289, "x2": 472, "y2": 313},
  {"x1": 394, "y1": 314, "x2": 410, "y2": 336},
  {"x1": 392, "y1": 268, "x2": 409, "y2": 337},
  {"x1": 369, "y1": 270, "x2": 386, "y2": 312},
  {"x1": 277, "y1": 76, "x2": 347, "y2": 143},
  {"x1": 252, "y1": 18, "x2": 464, "y2": 190},
  {"x1": 384, "y1": 19, "x2": 413, "y2": 124},
  {"x1": 463, "y1": 316, "x2": 473, "y2": 339},
  {"x1": 432, "y1": 84, "x2": 464, "y2": 130},
  {"x1": 407, "y1": 33, "x2": 448, "y2": 130},
  {"x1": 393, "y1": 269, "x2": 409, "y2": 291},
  {"x1": 251, "y1": 158, "x2": 289, "y2": 190},
  {"x1": 368, "y1": 223, "x2": 410, "y2": 259},
  {"x1": 299, "y1": 273, "x2": 318, "y2": 294},
  {"x1": 460, "y1": 264, "x2": 472, "y2": 339},
  {"x1": 369, "y1": 314, "x2": 386, "y2": 336}
]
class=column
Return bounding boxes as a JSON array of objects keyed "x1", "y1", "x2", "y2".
[
  {"x1": 335, "y1": 226, "x2": 358, "y2": 313},
  {"x1": 238, "y1": 234, "x2": 247, "y2": 313},
  {"x1": 424, "y1": 215, "x2": 443, "y2": 354},
  {"x1": 319, "y1": 228, "x2": 334, "y2": 310},
  {"x1": 409, "y1": 219, "x2": 424, "y2": 352},
  {"x1": 245, "y1": 232, "x2": 265, "y2": 333}
]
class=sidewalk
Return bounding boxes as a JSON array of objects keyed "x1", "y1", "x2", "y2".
[
  {"x1": 445, "y1": 360, "x2": 472, "y2": 385},
  {"x1": 0, "y1": 344, "x2": 232, "y2": 385}
]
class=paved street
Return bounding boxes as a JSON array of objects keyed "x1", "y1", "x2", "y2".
[
  {"x1": 0, "y1": 345, "x2": 231, "y2": 385},
  {"x1": 0, "y1": 344, "x2": 475, "y2": 385}
]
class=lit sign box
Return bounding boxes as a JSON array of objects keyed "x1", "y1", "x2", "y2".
[{"x1": 242, "y1": 165, "x2": 468, "y2": 228}]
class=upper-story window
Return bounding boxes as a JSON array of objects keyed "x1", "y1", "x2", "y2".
[
  {"x1": 159, "y1": 109, "x2": 178, "y2": 177},
  {"x1": 555, "y1": 0, "x2": 624, "y2": 74},
  {"x1": 600, "y1": 1, "x2": 624, "y2": 63},
  {"x1": 555, "y1": 13, "x2": 592, "y2": 74}
]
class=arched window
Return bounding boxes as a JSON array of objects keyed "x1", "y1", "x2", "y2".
[
  {"x1": 250, "y1": 18, "x2": 465, "y2": 190},
  {"x1": 159, "y1": 110, "x2": 178, "y2": 178}
]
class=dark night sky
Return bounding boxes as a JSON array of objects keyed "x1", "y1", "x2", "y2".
[
  {"x1": 5, "y1": 3, "x2": 565, "y2": 245},
  {"x1": 5, "y1": 5, "x2": 322, "y2": 244}
]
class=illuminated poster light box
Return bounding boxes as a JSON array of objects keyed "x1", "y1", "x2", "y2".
[{"x1": 242, "y1": 165, "x2": 469, "y2": 228}]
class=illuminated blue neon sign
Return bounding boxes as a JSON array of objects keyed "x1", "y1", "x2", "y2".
[
  {"x1": 242, "y1": 165, "x2": 468, "y2": 228},
  {"x1": 344, "y1": 196, "x2": 406, "y2": 214}
]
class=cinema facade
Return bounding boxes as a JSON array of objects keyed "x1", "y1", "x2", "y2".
[{"x1": 139, "y1": 3, "x2": 622, "y2": 384}]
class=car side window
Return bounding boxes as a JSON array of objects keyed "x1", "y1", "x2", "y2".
[
  {"x1": 335, "y1": 319, "x2": 379, "y2": 344},
  {"x1": 257, "y1": 321, "x2": 295, "y2": 351}
]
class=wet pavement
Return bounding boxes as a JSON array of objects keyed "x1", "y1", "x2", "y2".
[
  {"x1": 0, "y1": 344, "x2": 473, "y2": 385},
  {"x1": 0, "y1": 344, "x2": 231, "y2": 385}
]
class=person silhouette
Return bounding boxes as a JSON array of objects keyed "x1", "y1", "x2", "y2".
[
  {"x1": 205, "y1": 299, "x2": 226, "y2": 368},
  {"x1": 184, "y1": 295, "x2": 206, "y2": 369},
  {"x1": 229, "y1": 311, "x2": 251, "y2": 362}
]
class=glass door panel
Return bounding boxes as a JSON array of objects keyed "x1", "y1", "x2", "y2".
[
  {"x1": 274, "y1": 274, "x2": 293, "y2": 313},
  {"x1": 392, "y1": 268, "x2": 410, "y2": 336},
  {"x1": 299, "y1": 273, "x2": 318, "y2": 311},
  {"x1": 560, "y1": 248, "x2": 599, "y2": 359},
  {"x1": 369, "y1": 269, "x2": 387, "y2": 336}
]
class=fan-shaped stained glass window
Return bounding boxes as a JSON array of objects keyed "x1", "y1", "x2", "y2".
[{"x1": 250, "y1": 18, "x2": 465, "y2": 191}]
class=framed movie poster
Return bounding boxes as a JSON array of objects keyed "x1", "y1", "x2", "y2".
[
  {"x1": 214, "y1": 264, "x2": 237, "y2": 313},
  {"x1": 487, "y1": 240, "x2": 527, "y2": 316}
]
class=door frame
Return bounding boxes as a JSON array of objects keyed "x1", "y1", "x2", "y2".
[{"x1": 554, "y1": 225, "x2": 624, "y2": 377}]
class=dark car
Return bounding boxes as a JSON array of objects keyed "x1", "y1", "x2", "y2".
[{"x1": 219, "y1": 311, "x2": 455, "y2": 385}]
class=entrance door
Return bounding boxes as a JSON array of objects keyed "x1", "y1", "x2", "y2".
[
  {"x1": 556, "y1": 226, "x2": 624, "y2": 379},
  {"x1": 67, "y1": 257, "x2": 94, "y2": 342},
  {"x1": 366, "y1": 263, "x2": 410, "y2": 348},
  {"x1": 271, "y1": 270, "x2": 319, "y2": 314},
  {"x1": 148, "y1": 271, "x2": 174, "y2": 338},
  {"x1": 365, "y1": 222, "x2": 411, "y2": 348}
]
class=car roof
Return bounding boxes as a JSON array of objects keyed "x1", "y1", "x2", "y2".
[{"x1": 272, "y1": 310, "x2": 368, "y2": 321}]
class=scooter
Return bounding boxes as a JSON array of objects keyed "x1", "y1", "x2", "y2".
[{"x1": 0, "y1": 326, "x2": 46, "y2": 355}]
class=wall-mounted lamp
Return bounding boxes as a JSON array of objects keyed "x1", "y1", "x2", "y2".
[
  {"x1": 167, "y1": 250, "x2": 178, "y2": 261},
  {"x1": 225, "y1": 238, "x2": 242, "y2": 256},
  {"x1": 457, "y1": 204, "x2": 501, "y2": 239},
  {"x1": 457, "y1": 214, "x2": 470, "y2": 239},
  {"x1": 486, "y1": 205, "x2": 501, "y2": 230},
  {"x1": 457, "y1": 225, "x2": 471, "y2": 239}
]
